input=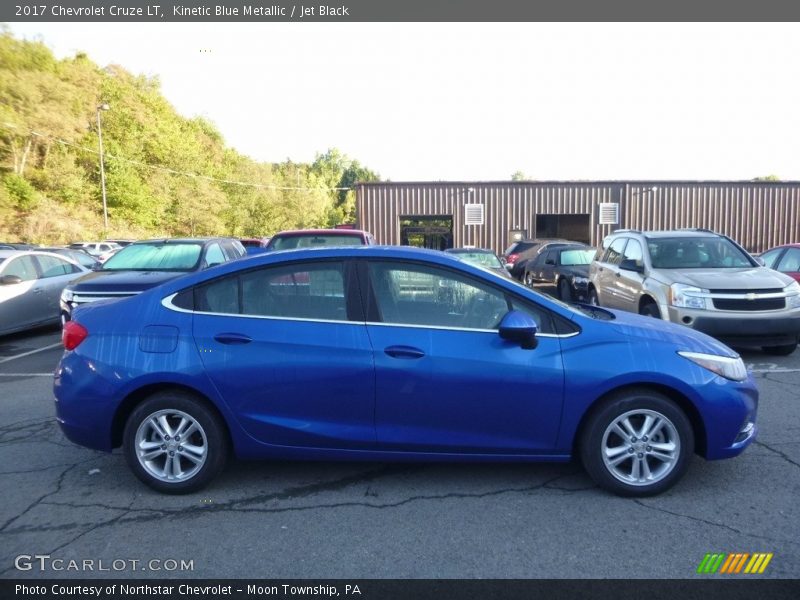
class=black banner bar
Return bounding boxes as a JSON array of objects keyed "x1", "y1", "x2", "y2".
[
  {"x1": 3, "y1": 0, "x2": 800, "y2": 22},
  {"x1": 3, "y1": 580, "x2": 800, "y2": 600}
]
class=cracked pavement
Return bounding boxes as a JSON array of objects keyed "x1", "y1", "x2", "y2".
[{"x1": 0, "y1": 326, "x2": 798, "y2": 579}]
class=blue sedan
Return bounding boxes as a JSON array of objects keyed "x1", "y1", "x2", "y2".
[{"x1": 54, "y1": 246, "x2": 758, "y2": 496}]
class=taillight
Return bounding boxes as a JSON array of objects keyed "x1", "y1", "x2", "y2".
[
  {"x1": 506, "y1": 253, "x2": 520, "y2": 264},
  {"x1": 62, "y1": 321, "x2": 88, "y2": 350}
]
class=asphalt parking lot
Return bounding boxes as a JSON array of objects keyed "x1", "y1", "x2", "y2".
[{"x1": 1, "y1": 302, "x2": 799, "y2": 580}]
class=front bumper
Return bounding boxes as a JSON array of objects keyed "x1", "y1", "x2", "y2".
[{"x1": 666, "y1": 306, "x2": 800, "y2": 347}]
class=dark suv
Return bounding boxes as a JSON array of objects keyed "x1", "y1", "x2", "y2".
[
  {"x1": 503, "y1": 238, "x2": 572, "y2": 281},
  {"x1": 60, "y1": 237, "x2": 246, "y2": 321}
]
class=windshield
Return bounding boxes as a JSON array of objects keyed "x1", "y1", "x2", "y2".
[
  {"x1": 560, "y1": 249, "x2": 595, "y2": 266},
  {"x1": 647, "y1": 237, "x2": 753, "y2": 269},
  {"x1": 270, "y1": 234, "x2": 363, "y2": 250},
  {"x1": 453, "y1": 252, "x2": 503, "y2": 269},
  {"x1": 102, "y1": 243, "x2": 203, "y2": 271}
]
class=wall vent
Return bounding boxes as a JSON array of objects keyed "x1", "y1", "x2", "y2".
[
  {"x1": 598, "y1": 202, "x2": 620, "y2": 225},
  {"x1": 465, "y1": 204, "x2": 485, "y2": 225}
]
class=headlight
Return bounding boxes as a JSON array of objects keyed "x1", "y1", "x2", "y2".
[
  {"x1": 572, "y1": 276, "x2": 589, "y2": 285},
  {"x1": 785, "y1": 281, "x2": 800, "y2": 309},
  {"x1": 669, "y1": 283, "x2": 708, "y2": 309},
  {"x1": 678, "y1": 351, "x2": 748, "y2": 381},
  {"x1": 60, "y1": 288, "x2": 74, "y2": 303}
]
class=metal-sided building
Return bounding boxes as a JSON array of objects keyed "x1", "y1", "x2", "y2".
[{"x1": 356, "y1": 181, "x2": 800, "y2": 254}]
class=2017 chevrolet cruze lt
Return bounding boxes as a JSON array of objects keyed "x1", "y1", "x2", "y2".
[{"x1": 54, "y1": 246, "x2": 758, "y2": 496}]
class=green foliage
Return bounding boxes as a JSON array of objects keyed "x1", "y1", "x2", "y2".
[
  {"x1": 4, "y1": 173, "x2": 38, "y2": 210},
  {"x1": 753, "y1": 175, "x2": 780, "y2": 181},
  {"x1": 0, "y1": 30, "x2": 380, "y2": 243}
]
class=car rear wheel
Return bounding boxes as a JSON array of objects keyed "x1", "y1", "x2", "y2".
[
  {"x1": 580, "y1": 390, "x2": 693, "y2": 496},
  {"x1": 639, "y1": 301, "x2": 661, "y2": 319},
  {"x1": 123, "y1": 391, "x2": 229, "y2": 494},
  {"x1": 558, "y1": 278, "x2": 573, "y2": 302},
  {"x1": 762, "y1": 343, "x2": 797, "y2": 356}
]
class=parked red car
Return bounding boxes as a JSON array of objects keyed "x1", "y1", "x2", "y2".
[{"x1": 761, "y1": 243, "x2": 800, "y2": 282}]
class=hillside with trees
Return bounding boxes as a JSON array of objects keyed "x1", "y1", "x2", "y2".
[{"x1": 0, "y1": 28, "x2": 380, "y2": 244}]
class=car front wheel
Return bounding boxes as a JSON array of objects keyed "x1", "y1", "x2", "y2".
[
  {"x1": 123, "y1": 391, "x2": 229, "y2": 494},
  {"x1": 580, "y1": 390, "x2": 694, "y2": 496},
  {"x1": 762, "y1": 343, "x2": 797, "y2": 356},
  {"x1": 558, "y1": 278, "x2": 573, "y2": 302}
]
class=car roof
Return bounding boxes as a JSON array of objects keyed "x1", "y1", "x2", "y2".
[
  {"x1": 272, "y1": 229, "x2": 369, "y2": 237},
  {"x1": 131, "y1": 237, "x2": 233, "y2": 245},
  {"x1": 445, "y1": 248, "x2": 495, "y2": 254},
  {"x1": 0, "y1": 249, "x2": 84, "y2": 264},
  {"x1": 617, "y1": 230, "x2": 723, "y2": 239}
]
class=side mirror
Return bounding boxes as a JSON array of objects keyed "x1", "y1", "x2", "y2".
[
  {"x1": 504, "y1": 263, "x2": 513, "y2": 271},
  {"x1": 1, "y1": 274, "x2": 23, "y2": 285},
  {"x1": 619, "y1": 259, "x2": 644, "y2": 273},
  {"x1": 545, "y1": 258, "x2": 556, "y2": 265},
  {"x1": 754, "y1": 257, "x2": 766, "y2": 267},
  {"x1": 498, "y1": 310, "x2": 538, "y2": 350}
]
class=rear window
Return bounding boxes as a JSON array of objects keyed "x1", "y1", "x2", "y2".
[
  {"x1": 269, "y1": 234, "x2": 364, "y2": 250},
  {"x1": 504, "y1": 242, "x2": 535, "y2": 255},
  {"x1": 102, "y1": 243, "x2": 203, "y2": 271}
]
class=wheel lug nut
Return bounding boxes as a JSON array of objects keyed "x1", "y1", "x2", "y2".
[
  {"x1": 631, "y1": 437, "x2": 637, "y2": 443},
  {"x1": 643, "y1": 436, "x2": 648, "y2": 441},
  {"x1": 164, "y1": 435, "x2": 170, "y2": 441},
  {"x1": 637, "y1": 453, "x2": 644, "y2": 458},
  {"x1": 646, "y1": 446, "x2": 652, "y2": 451},
  {"x1": 175, "y1": 436, "x2": 180, "y2": 441},
  {"x1": 628, "y1": 448, "x2": 634, "y2": 453},
  {"x1": 169, "y1": 451, "x2": 174, "y2": 456},
  {"x1": 161, "y1": 444, "x2": 166, "y2": 450},
  {"x1": 178, "y1": 446, "x2": 184, "y2": 452}
]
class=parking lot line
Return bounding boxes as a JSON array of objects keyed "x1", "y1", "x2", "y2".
[
  {"x1": 0, "y1": 373, "x2": 53, "y2": 377},
  {"x1": 0, "y1": 343, "x2": 62, "y2": 364}
]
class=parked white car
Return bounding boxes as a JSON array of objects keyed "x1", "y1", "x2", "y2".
[
  {"x1": 0, "y1": 250, "x2": 90, "y2": 335},
  {"x1": 68, "y1": 241, "x2": 121, "y2": 262}
]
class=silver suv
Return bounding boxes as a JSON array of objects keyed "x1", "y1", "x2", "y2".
[{"x1": 588, "y1": 229, "x2": 800, "y2": 355}]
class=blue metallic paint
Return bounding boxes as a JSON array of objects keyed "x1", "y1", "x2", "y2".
[{"x1": 54, "y1": 246, "x2": 758, "y2": 467}]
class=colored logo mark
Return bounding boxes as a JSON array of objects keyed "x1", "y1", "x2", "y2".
[{"x1": 697, "y1": 553, "x2": 773, "y2": 574}]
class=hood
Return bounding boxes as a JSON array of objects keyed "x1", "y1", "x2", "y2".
[
  {"x1": 67, "y1": 270, "x2": 186, "y2": 293},
  {"x1": 579, "y1": 306, "x2": 738, "y2": 358},
  {"x1": 652, "y1": 266, "x2": 793, "y2": 290}
]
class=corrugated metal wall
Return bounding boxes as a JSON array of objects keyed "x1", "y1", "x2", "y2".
[{"x1": 357, "y1": 181, "x2": 800, "y2": 253}]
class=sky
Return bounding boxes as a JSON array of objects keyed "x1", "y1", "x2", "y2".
[{"x1": 8, "y1": 22, "x2": 800, "y2": 182}]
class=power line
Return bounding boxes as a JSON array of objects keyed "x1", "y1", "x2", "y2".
[{"x1": 1, "y1": 122, "x2": 352, "y2": 192}]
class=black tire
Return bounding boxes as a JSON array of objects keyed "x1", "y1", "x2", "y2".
[
  {"x1": 524, "y1": 271, "x2": 535, "y2": 287},
  {"x1": 557, "y1": 278, "x2": 573, "y2": 302},
  {"x1": 587, "y1": 287, "x2": 600, "y2": 306},
  {"x1": 579, "y1": 389, "x2": 694, "y2": 497},
  {"x1": 123, "y1": 391, "x2": 229, "y2": 494},
  {"x1": 762, "y1": 343, "x2": 797, "y2": 356},
  {"x1": 639, "y1": 301, "x2": 661, "y2": 319}
]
